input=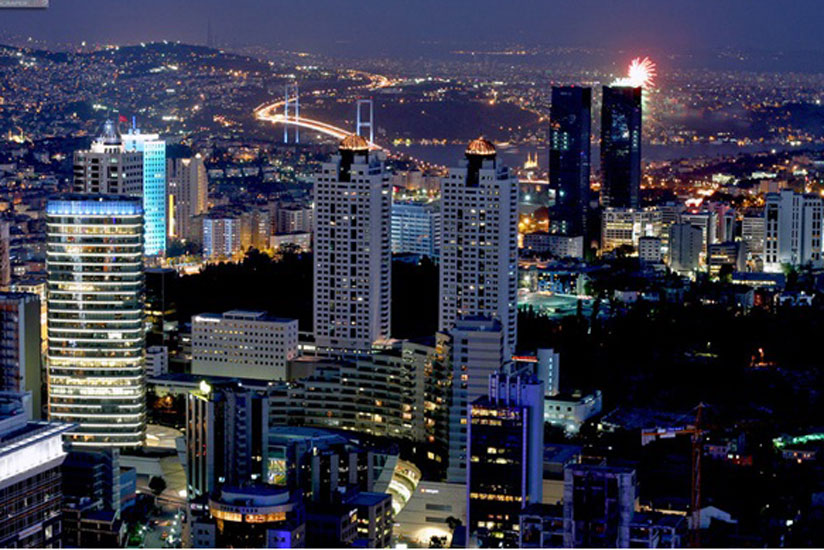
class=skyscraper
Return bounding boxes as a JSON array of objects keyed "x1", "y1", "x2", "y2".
[
  {"x1": 549, "y1": 86, "x2": 591, "y2": 236},
  {"x1": 72, "y1": 121, "x2": 143, "y2": 196},
  {"x1": 124, "y1": 126, "x2": 167, "y2": 256},
  {"x1": 0, "y1": 220, "x2": 10, "y2": 288},
  {"x1": 601, "y1": 86, "x2": 642, "y2": 209},
  {"x1": 313, "y1": 135, "x2": 391, "y2": 355},
  {"x1": 46, "y1": 195, "x2": 146, "y2": 448},
  {"x1": 167, "y1": 154, "x2": 208, "y2": 242},
  {"x1": 467, "y1": 365, "x2": 544, "y2": 547},
  {"x1": 439, "y1": 138, "x2": 518, "y2": 358}
]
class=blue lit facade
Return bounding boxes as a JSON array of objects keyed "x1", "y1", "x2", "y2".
[{"x1": 124, "y1": 129, "x2": 166, "y2": 255}]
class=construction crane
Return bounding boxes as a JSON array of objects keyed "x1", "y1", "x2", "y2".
[{"x1": 640, "y1": 403, "x2": 706, "y2": 547}]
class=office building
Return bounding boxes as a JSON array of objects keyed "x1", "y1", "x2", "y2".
[
  {"x1": 0, "y1": 395, "x2": 73, "y2": 548},
  {"x1": 167, "y1": 154, "x2": 208, "y2": 242},
  {"x1": 638, "y1": 236, "x2": 662, "y2": 263},
  {"x1": 679, "y1": 209, "x2": 718, "y2": 258},
  {"x1": 708, "y1": 242, "x2": 746, "y2": 278},
  {"x1": 447, "y1": 317, "x2": 505, "y2": 483},
  {"x1": 9, "y1": 279, "x2": 47, "y2": 355},
  {"x1": 124, "y1": 126, "x2": 167, "y2": 255},
  {"x1": 668, "y1": 223, "x2": 703, "y2": 276},
  {"x1": 191, "y1": 310, "x2": 298, "y2": 381},
  {"x1": 563, "y1": 464, "x2": 637, "y2": 547},
  {"x1": 72, "y1": 121, "x2": 143, "y2": 196},
  {"x1": 0, "y1": 292, "x2": 41, "y2": 417},
  {"x1": 202, "y1": 213, "x2": 242, "y2": 259},
  {"x1": 313, "y1": 135, "x2": 391, "y2": 354},
  {"x1": 439, "y1": 138, "x2": 518, "y2": 358},
  {"x1": 601, "y1": 86, "x2": 642, "y2": 209},
  {"x1": 46, "y1": 195, "x2": 146, "y2": 448},
  {"x1": 549, "y1": 86, "x2": 591, "y2": 236},
  {"x1": 467, "y1": 366, "x2": 544, "y2": 547},
  {"x1": 764, "y1": 189, "x2": 823, "y2": 272},
  {"x1": 600, "y1": 207, "x2": 662, "y2": 253},
  {"x1": 185, "y1": 380, "x2": 269, "y2": 498},
  {"x1": 741, "y1": 211, "x2": 766, "y2": 256},
  {"x1": 391, "y1": 201, "x2": 441, "y2": 258},
  {"x1": 522, "y1": 232, "x2": 584, "y2": 259},
  {"x1": 146, "y1": 346, "x2": 169, "y2": 377}
]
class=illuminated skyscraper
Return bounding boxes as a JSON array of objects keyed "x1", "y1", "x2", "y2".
[
  {"x1": 124, "y1": 126, "x2": 167, "y2": 256},
  {"x1": 601, "y1": 86, "x2": 642, "y2": 209},
  {"x1": 549, "y1": 86, "x2": 591, "y2": 236},
  {"x1": 439, "y1": 138, "x2": 518, "y2": 359},
  {"x1": 46, "y1": 195, "x2": 146, "y2": 448},
  {"x1": 313, "y1": 135, "x2": 391, "y2": 355},
  {"x1": 73, "y1": 121, "x2": 143, "y2": 196},
  {"x1": 167, "y1": 154, "x2": 208, "y2": 242}
]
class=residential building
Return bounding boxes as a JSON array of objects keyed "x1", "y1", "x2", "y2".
[
  {"x1": 313, "y1": 135, "x2": 391, "y2": 355},
  {"x1": 764, "y1": 189, "x2": 823, "y2": 272},
  {"x1": 202, "y1": 213, "x2": 242, "y2": 259},
  {"x1": 167, "y1": 154, "x2": 208, "y2": 242},
  {"x1": 439, "y1": 138, "x2": 518, "y2": 358},
  {"x1": 391, "y1": 201, "x2": 441, "y2": 258}
]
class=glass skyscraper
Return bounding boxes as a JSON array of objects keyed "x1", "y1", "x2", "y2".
[
  {"x1": 46, "y1": 195, "x2": 146, "y2": 447},
  {"x1": 124, "y1": 127, "x2": 167, "y2": 256},
  {"x1": 549, "y1": 86, "x2": 591, "y2": 237},
  {"x1": 601, "y1": 86, "x2": 642, "y2": 209}
]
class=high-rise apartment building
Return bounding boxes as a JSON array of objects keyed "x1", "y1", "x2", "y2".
[
  {"x1": 313, "y1": 135, "x2": 391, "y2": 355},
  {"x1": 467, "y1": 366, "x2": 544, "y2": 547},
  {"x1": 202, "y1": 214, "x2": 242, "y2": 259},
  {"x1": 46, "y1": 195, "x2": 146, "y2": 447},
  {"x1": 0, "y1": 220, "x2": 10, "y2": 288},
  {"x1": 0, "y1": 292, "x2": 41, "y2": 417},
  {"x1": 764, "y1": 189, "x2": 823, "y2": 272},
  {"x1": 124, "y1": 126, "x2": 167, "y2": 255},
  {"x1": 439, "y1": 138, "x2": 518, "y2": 358},
  {"x1": 391, "y1": 201, "x2": 441, "y2": 258},
  {"x1": 167, "y1": 154, "x2": 208, "y2": 242},
  {"x1": 549, "y1": 86, "x2": 591, "y2": 236},
  {"x1": 601, "y1": 86, "x2": 642, "y2": 209}
]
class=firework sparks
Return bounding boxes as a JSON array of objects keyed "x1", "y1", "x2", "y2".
[{"x1": 613, "y1": 57, "x2": 657, "y2": 89}]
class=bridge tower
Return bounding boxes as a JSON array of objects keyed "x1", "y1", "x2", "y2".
[
  {"x1": 356, "y1": 98, "x2": 374, "y2": 143},
  {"x1": 284, "y1": 83, "x2": 300, "y2": 144}
]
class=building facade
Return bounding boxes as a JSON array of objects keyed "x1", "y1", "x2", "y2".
[
  {"x1": 313, "y1": 135, "x2": 391, "y2": 355},
  {"x1": 601, "y1": 86, "x2": 642, "y2": 209},
  {"x1": 167, "y1": 155, "x2": 208, "y2": 242},
  {"x1": 123, "y1": 127, "x2": 167, "y2": 255},
  {"x1": 764, "y1": 190, "x2": 823, "y2": 272},
  {"x1": 46, "y1": 195, "x2": 146, "y2": 447},
  {"x1": 391, "y1": 201, "x2": 441, "y2": 258},
  {"x1": 439, "y1": 138, "x2": 518, "y2": 358}
]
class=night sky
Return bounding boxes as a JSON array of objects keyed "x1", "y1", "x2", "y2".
[{"x1": 1, "y1": 1, "x2": 823, "y2": 69}]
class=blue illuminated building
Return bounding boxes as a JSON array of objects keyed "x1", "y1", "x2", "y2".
[{"x1": 124, "y1": 125, "x2": 167, "y2": 255}]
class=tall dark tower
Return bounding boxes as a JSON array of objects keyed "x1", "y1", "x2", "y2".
[
  {"x1": 601, "y1": 86, "x2": 642, "y2": 209},
  {"x1": 549, "y1": 86, "x2": 591, "y2": 236}
]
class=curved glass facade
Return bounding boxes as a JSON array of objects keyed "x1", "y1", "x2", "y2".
[{"x1": 46, "y1": 195, "x2": 146, "y2": 447}]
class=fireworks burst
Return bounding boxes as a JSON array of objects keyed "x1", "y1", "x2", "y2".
[{"x1": 626, "y1": 57, "x2": 656, "y2": 89}]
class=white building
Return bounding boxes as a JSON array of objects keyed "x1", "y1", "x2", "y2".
[
  {"x1": 167, "y1": 154, "x2": 208, "y2": 242},
  {"x1": 600, "y1": 207, "x2": 662, "y2": 253},
  {"x1": 146, "y1": 346, "x2": 169, "y2": 377},
  {"x1": 191, "y1": 310, "x2": 299, "y2": 381},
  {"x1": 270, "y1": 232, "x2": 312, "y2": 252},
  {"x1": 668, "y1": 223, "x2": 703, "y2": 276},
  {"x1": 638, "y1": 236, "x2": 662, "y2": 263},
  {"x1": 741, "y1": 213, "x2": 766, "y2": 256},
  {"x1": 439, "y1": 138, "x2": 518, "y2": 358},
  {"x1": 522, "y1": 233, "x2": 584, "y2": 259},
  {"x1": 764, "y1": 190, "x2": 823, "y2": 272},
  {"x1": 46, "y1": 195, "x2": 146, "y2": 448},
  {"x1": 202, "y1": 215, "x2": 242, "y2": 259},
  {"x1": 446, "y1": 317, "x2": 505, "y2": 483},
  {"x1": 312, "y1": 135, "x2": 391, "y2": 355},
  {"x1": 544, "y1": 391, "x2": 603, "y2": 433},
  {"x1": 276, "y1": 204, "x2": 313, "y2": 234}
]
